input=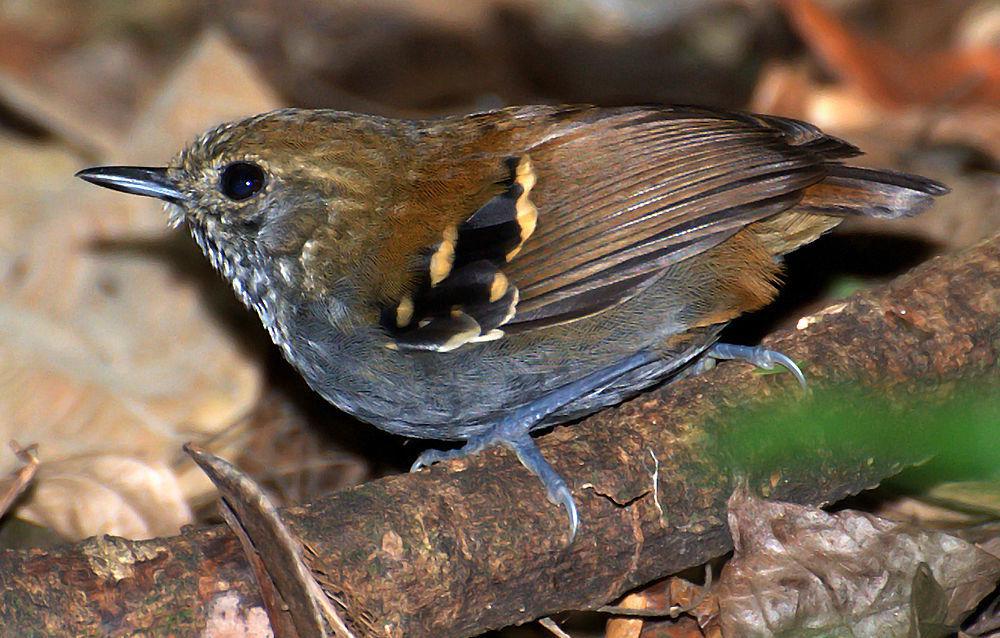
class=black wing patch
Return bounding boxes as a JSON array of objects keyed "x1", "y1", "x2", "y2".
[{"x1": 382, "y1": 156, "x2": 536, "y2": 351}]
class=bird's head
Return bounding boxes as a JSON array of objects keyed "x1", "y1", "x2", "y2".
[{"x1": 76, "y1": 109, "x2": 410, "y2": 290}]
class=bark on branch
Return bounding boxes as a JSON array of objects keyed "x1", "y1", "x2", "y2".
[{"x1": 1, "y1": 235, "x2": 998, "y2": 637}]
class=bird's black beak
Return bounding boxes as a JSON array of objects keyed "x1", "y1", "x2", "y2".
[{"x1": 75, "y1": 166, "x2": 185, "y2": 205}]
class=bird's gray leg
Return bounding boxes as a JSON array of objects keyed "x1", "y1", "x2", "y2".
[
  {"x1": 703, "y1": 342, "x2": 807, "y2": 391},
  {"x1": 411, "y1": 350, "x2": 656, "y2": 541}
]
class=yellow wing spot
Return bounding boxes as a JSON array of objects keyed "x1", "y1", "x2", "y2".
[
  {"x1": 430, "y1": 224, "x2": 458, "y2": 286},
  {"x1": 506, "y1": 155, "x2": 539, "y2": 261},
  {"x1": 501, "y1": 288, "x2": 519, "y2": 325},
  {"x1": 489, "y1": 272, "x2": 509, "y2": 302},
  {"x1": 470, "y1": 329, "x2": 505, "y2": 343},
  {"x1": 396, "y1": 296, "x2": 415, "y2": 327},
  {"x1": 385, "y1": 341, "x2": 399, "y2": 350},
  {"x1": 438, "y1": 311, "x2": 482, "y2": 352}
]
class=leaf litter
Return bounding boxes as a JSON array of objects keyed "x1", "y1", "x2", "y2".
[
  {"x1": 0, "y1": 30, "x2": 277, "y2": 540},
  {"x1": 715, "y1": 486, "x2": 1000, "y2": 637}
]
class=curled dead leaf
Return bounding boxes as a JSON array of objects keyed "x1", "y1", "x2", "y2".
[{"x1": 717, "y1": 485, "x2": 1000, "y2": 637}]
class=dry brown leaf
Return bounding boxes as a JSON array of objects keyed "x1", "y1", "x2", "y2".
[
  {"x1": 606, "y1": 591, "x2": 652, "y2": 638},
  {"x1": 0, "y1": 1, "x2": 202, "y2": 156},
  {"x1": 605, "y1": 573, "x2": 720, "y2": 638},
  {"x1": 957, "y1": 523, "x2": 1000, "y2": 561},
  {"x1": 868, "y1": 494, "x2": 986, "y2": 529},
  {"x1": 25, "y1": 456, "x2": 191, "y2": 540},
  {"x1": 926, "y1": 482, "x2": 1000, "y2": 519},
  {"x1": 778, "y1": 0, "x2": 1000, "y2": 108},
  {"x1": 0, "y1": 25, "x2": 155, "y2": 157},
  {"x1": 122, "y1": 30, "x2": 283, "y2": 168},
  {"x1": 0, "y1": 443, "x2": 39, "y2": 518},
  {"x1": 716, "y1": 485, "x2": 1000, "y2": 637},
  {"x1": 0, "y1": 30, "x2": 280, "y2": 540},
  {"x1": 752, "y1": 61, "x2": 1000, "y2": 158}
]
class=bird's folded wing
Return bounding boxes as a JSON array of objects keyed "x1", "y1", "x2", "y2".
[{"x1": 383, "y1": 108, "x2": 848, "y2": 351}]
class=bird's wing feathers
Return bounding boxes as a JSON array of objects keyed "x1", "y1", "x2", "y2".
[{"x1": 383, "y1": 107, "x2": 842, "y2": 352}]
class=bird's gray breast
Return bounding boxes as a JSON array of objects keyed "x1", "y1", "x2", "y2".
[
  {"x1": 190, "y1": 223, "x2": 297, "y2": 361},
  {"x1": 189, "y1": 222, "x2": 507, "y2": 437}
]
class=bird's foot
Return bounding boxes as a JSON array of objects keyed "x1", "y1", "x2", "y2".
[
  {"x1": 410, "y1": 431, "x2": 495, "y2": 471},
  {"x1": 504, "y1": 428, "x2": 578, "y2": 541},
  {"x1": 705, "y1": 342, "x2": 808, "y2": 391},
  {"x1": 410, "y1": 351, "x2": 656, "y2": 543},
  {"x1": 410, "y1": 422, "x2": 578, "y2": 541}
]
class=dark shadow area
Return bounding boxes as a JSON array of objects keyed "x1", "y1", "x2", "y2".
[
  {"x1": 265, "y1": 352, "x2": 414, "y2": 475},
  {"x1": 724, "y1": 230, "x2": 940, "y2": 345}
]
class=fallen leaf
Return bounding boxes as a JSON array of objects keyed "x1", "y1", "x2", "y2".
[
  {"x1": 605, "y1": 572, "x2": 720, "y2": 638},
  {"x1": 0, "y1": 24, "x2": 156, "y2": 157},
  {"x1": 24, "y1": 455, "x2": 192, "y2": 540},
  {"x1": 926, "y1": 482, "x2": 1000, "y2": 518},
  {"x1": 751, "y1": 62, "x2": 1000, "y2": 253},
  {"x1": 716, "y1": 485, "x2": 1000, "y2": 637},
  {"x1": 0, "y1": 30, "x2": 279, "y2": 540},
  {"x1": 778, "y1": 0, "x2": 1000, "y2": 108},
  {"x1": 0, "y1": 2, "x2": 201, "y2": 156},
  {"x1": 605, "y1": 591, "x2": 651, "y2": 638},
  {"x1": 0, "y1": 443, "x2": 39, "y2": 518}
]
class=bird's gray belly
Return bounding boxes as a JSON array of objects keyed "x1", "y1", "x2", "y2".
[
  {"x1": 228, "y1": 242, "x2": 715, "y2": 441},
  {"x1": 277, "y1": 290, "x2": 719, "y2": 442}
]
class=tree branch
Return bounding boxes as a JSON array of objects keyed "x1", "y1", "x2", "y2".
[{"x1": 2, "y1": 235, "x2": 997, "y2": 637}]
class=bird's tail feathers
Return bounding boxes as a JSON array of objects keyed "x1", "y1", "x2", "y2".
[{"x1": 800, "y1": 165, "x2": 949, "y2": 219}]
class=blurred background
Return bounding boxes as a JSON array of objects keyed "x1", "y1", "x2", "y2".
[{"x1": 0, "y1": 1, "x2": 997, "y2": 627}]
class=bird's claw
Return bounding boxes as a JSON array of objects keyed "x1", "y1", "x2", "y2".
[
  {"x1": 506, "y1": 431, "x2": 579, "y2": 542},
  {"x1": 410, "y1": 448, "x2": 453, "y2": 472},
  {"x1": 706, "y1": 343, "x2": 808, "y2": 392},
  {"x1": 545, "y1": 478, "x2": 579, "y2": 542},
  {"x1": 410, "y1": 433, "x2": 493, "y2": 473},
  {"x1": 408, "y1": 354, "x2": 663, "y2": 542}
]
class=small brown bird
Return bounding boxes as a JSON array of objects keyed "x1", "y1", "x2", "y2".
[{"x1": 77, "y1": 105, "x2": 946, "y2": 539}]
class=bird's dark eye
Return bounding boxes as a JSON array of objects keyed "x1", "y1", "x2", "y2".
[{"x1": 219, "y1": 162, "x2": 266, "y2": 200}]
